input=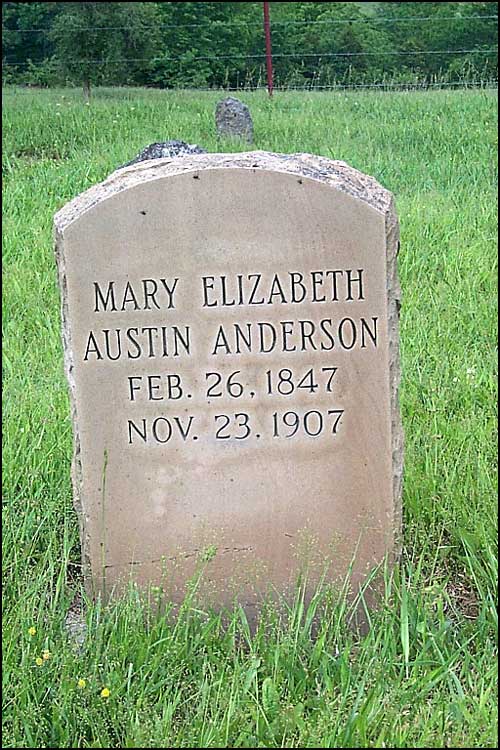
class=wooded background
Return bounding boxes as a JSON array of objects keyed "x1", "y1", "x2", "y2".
[{"x1": 2, "y1": 2, "x2": 498, "y2": 91}]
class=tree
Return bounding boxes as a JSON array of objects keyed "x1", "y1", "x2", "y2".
[
  {"x1": 2, "y1": 2, "x2": 59, "y2": 84},
  {"x1": 49, "y1": 2, "x2": 161, "y2": 99},
  {"x1": 3, "y1": 1, "x2": 498, "y2": 90},
  {"x1": 150, "y1": 2, "x2": 261, "y2": 89}
]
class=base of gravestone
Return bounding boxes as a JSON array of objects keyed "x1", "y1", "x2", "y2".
[{"x1": 61, "y1": 556, "x2": 385, "y2": 640}]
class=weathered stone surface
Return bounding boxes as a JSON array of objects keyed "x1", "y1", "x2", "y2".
[
  {"x1": 121, "y1": 140, "x2": 206, "y2": 169},
  {"x1": 215, "y1": 97, "x2": 253, "y2": 142},
  {"x1": 64, "y1": 594, "x2": 87, "y2": 651},
  {"x1": 54, "y1": 151, "x2": 403, "y2": 614}
]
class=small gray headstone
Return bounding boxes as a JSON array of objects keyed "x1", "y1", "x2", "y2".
[
  {"x1": 215, "y1": 97, "x2": 253, "y2": 143},
  {"x1": 121, "y1": 140, "x2": 206, "y2": 169}
]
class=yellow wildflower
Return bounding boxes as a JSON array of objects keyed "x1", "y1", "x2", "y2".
[
  {"x1": 77, "y1": 678, "x2": 86, "y2": 689},
  {"x1": 100, "y1": 687, "x2": 110, "y2": 698},
  {"x1": 35, "y1": 657, "x2": 43, "y2": 666},
  {"x1": 28, "y1": 627, "x2": 36, "y2": 636}
]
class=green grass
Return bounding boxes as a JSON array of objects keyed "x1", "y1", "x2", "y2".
[{"x1": 2, "y1": 86, "x2": 498, "y2": 748}]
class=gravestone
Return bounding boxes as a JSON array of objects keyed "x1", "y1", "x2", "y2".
[
  {"x1": 54, "y1": 151, "x2": 403, "y2": 614},
  {"x1": 215, "y1": 97, "x2": 253, "y2": 143},
  {"x1": 122, "y1": 140, "x2": 205, "y2": 169}
]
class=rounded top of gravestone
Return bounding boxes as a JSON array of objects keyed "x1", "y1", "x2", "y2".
[
  {"x1": 215, "y1": 96, "x2": 249, "y2": 109},
  {"x1": 215, "y1": 97, "x2": 253, "y2": 143},
  {"x1": 56, "y1": 152, "x2": 395, "y2": 233},
  {"x1": 121, "y1": 140, "x2": 206, "y2": 169}
]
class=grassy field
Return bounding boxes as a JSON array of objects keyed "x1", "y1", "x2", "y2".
[{"x1": 2, "y1": 86, "x2": 498, "y2": 748}]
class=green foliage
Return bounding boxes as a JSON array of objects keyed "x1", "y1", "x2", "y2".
[
  {"x1": 2, "y1": 1, "x2": 498, "y2": 89},
  {"x1": 149, "y1": 2, "x2": 262, "y2": 89},
  {"x1": 48, "y1": 2, "x2": 162, "y2": 95},
  {"x1": 2, "y1": 85, "x2": 498, "y2": 748}
]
